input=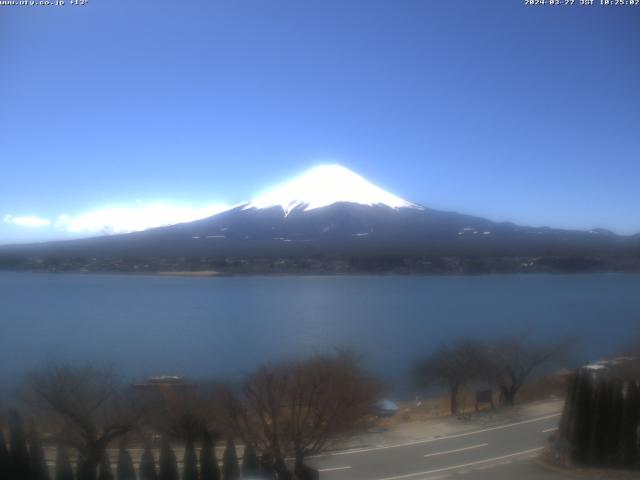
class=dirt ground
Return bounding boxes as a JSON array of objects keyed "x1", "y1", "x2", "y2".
[{"x1": 379, "y1": 371, "x2": 568, "y2": 429}]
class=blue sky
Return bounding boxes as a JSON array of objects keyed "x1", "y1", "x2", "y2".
[{"x1": 1, "y1": 0, "x2": 639, "y2": 243}]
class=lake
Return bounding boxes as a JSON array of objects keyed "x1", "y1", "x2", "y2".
[{"x1": 1, "y1": 272, "x2": 639, "y2": 395}]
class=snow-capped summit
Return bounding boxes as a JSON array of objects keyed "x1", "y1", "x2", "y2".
[{"x1": 244, "y1": 164, "x2": 421, "y2": 215}]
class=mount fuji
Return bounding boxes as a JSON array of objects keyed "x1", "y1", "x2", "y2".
[
  {"x1": 1, "y1": 165, "x2": 639, "y2": 274},
  {"x1": 243, "y1": 164, "x2": 420, "y2": 214}
]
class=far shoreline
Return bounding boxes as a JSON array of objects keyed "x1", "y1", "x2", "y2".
[
  {"x1": 156, "y1": 270, "x2": 222, "y2": 277},
  {"x1": 1, "y1": 269, "x2": 639, "y2": 279}
]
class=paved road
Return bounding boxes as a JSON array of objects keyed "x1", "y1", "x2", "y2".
[{"x1": 308, "y1": 413, "x2": 565, "y2": 480}]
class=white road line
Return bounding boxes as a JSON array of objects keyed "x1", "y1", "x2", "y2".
[
  {"x1": 315, "y1": 413, "x2": 561, "y2": 457},
  {"x1": 318, "y1": 466, "x2": 352, "y2": 472},
  {"x1": 423, "y1": 443, "x2": 488, "y2": 458},
  {"x1": 542, "y1": 427, "x2": 559, "y2": 433},
  {"x1": 375, "y1": 447, "x2": 544, "y2": 480}
]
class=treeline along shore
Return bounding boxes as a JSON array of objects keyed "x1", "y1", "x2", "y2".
[{"x1": 1, "y1": 253, "x2": 640, "y2": 275}]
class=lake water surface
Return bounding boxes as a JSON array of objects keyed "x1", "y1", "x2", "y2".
[{"x1": 1, "y1": 272, "x2": 639, "y2": 394}]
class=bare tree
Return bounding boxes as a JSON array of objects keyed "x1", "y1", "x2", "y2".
[
  {"x1": 484, "y1": 334, "x2": 571, "y2": 405},
  {"x1": 414, "y1": 339, "x2": 487, "y2": 415},
  {"x1": 223, "y1": 351, "x2": 379, "y2": 472},
  {"x1": 25, "y1": 363, "x2": 141, "y2": 480},
  {"x1": 140, "y1": 381, "x2": 222, "y2": 442},
  {"x1": 291, "y1": 352, "x2": 378, "y2": 459}
]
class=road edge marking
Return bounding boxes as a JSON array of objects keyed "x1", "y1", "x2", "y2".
[
  {"x1": 423, "y1": 443, "x2": 488, "y2": 458},
  {"x1": 376, "y1": 447, "x2": 544, "y2": 480},
  {"x1": 318, "y1": 465, "x2": 352, "y2": 472}
]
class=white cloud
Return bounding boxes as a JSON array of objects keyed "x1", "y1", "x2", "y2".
[
  {"x1": 2, "y1": 214, "x2": 52, "y2": 228},
  {"x1": 55, "y1": 202, "x2": 232, "y2": 235}
]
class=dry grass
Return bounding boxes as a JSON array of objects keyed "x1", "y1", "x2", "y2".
[
  {"x1": 382, "y1": 371, "x2": 570, "y2": 427},
  {"x1": 377, "y1": 388, "x2": 500, "y2": 427}
]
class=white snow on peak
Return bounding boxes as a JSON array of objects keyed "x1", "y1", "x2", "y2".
[{"x1": 244, "y1": 164, "x2": 421, "y2": 215}]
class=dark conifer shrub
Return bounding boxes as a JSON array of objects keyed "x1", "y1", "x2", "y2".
[
  {"x1": 588, "y1": 378, "x2": 611, "y2": 465},
  {"x1": 75, "y1": 454, "x2": 86, "y2": 480},
  {"x1": 241, "y1": 444, "x2": 259, "y2": 479},
  {"x1": 9, "y1": 410, "x2": 31, "y2": 480},
  {"x1": 54, "y1": 445, "x2": 74, "y2": 480},
  {"x1": 570, "y1": 372, "x2": 593, "y2": 464},
  {"x1": 138, "y1": 445, "x2": 157, "y2": 480},
  {"x1": 1, "y1": 428, "x2": 10, "y2": 480},
  {"x1": 561, "y1": 371, "x2": 640, "y2": 470},
  {"x1": 221, "y1": 439, "x2": 239, "y2": 480},
  {"x1": 605, "y1": 379, "x2": 624, "y2": 465},
  {"x1": 273, "y1": 456, "x2": 290, "y2": 480},
  {"x1": 98, "y1": 452, "x2": 114, "y2": 480},
  {"x1": 621, "y1": 380, "x2": 640, "y2": 468},
  {"x1": 182, "y1": 439, "x2": 198, "y2": 480},
  {"x1": 258, "y1": 452, "x2": 275, "y2": 480},
  {"x1": 558, "y1": 373, "x2": 577, "y2": 440},
  {"x1": 29, "y1": 428, "x2": 50, "y2": 480},
  {"x1": 116, "y1": 448, "x2": 136, "y2": 480},
  {"x1": 199, "y1": 432, "x2": 219, "y2": 480},
  {"x1": 294, "y1": 462, "x2": 318, "y2": 480},
  {"x1": 158, "y1": 440, "x2": 178, "y2": 480}
]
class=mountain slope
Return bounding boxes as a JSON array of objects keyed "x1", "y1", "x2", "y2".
[
  {"x1": 2, "y1": 201, "x2": 636, "y2": 257},
  {"x1": 1, "y1": 165, "x2": 639, "y2": 273}
]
